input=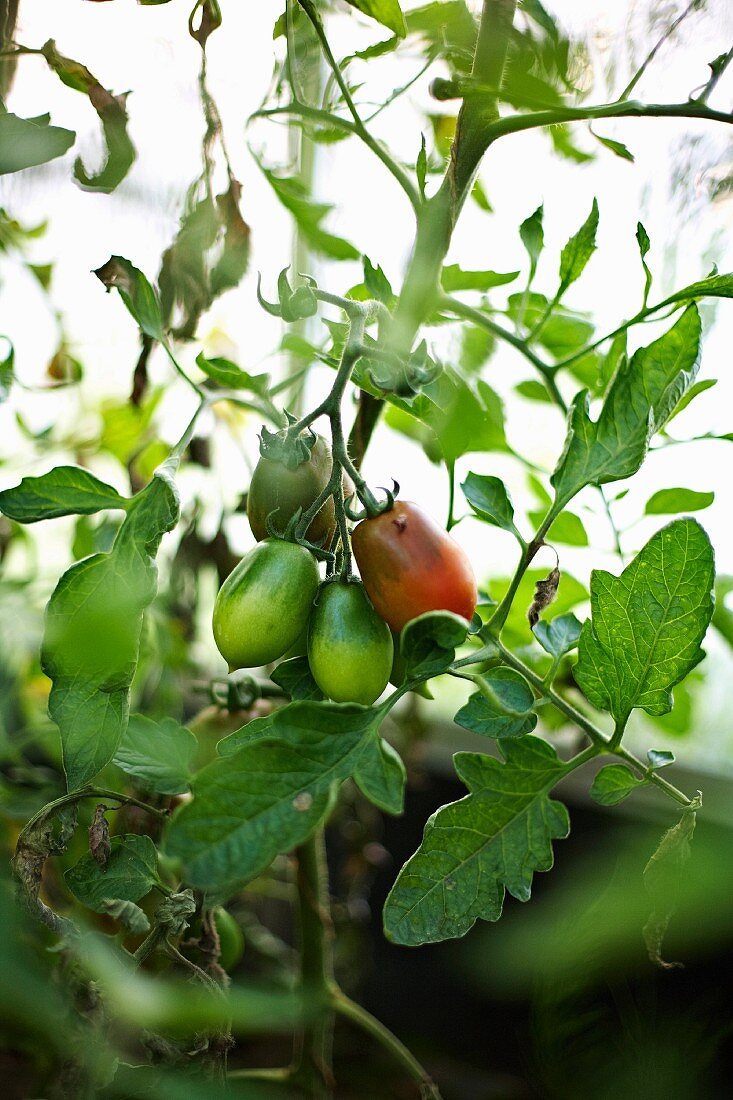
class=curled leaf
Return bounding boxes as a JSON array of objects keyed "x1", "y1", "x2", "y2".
[
  {"x1": 89, "y1": 804, "x2": 111, "y2": 870},
  {"x1": 528, "y1": 567, "x2": 560, "y2": 628}
]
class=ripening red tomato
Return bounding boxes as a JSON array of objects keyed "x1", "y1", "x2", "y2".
[{"x1": 351, "y1": 501, "x2": 477, "y2": 633}]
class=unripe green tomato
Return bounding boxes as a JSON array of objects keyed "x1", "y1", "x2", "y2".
[
  {"x1": 247, "y1": 435, "x2": 352, "y2": 545},
  {"x1": 307, "y1": 580, "x2": 393, "y2": 705},
  {"x1": 213, "y1": 539, "x2": 319, "y2": 669},
  {"x1": 214, "y1": 907, "x2": 245, "y2": 971}
]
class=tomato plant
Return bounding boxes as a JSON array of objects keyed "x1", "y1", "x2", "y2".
[{"x1": 1, "y1": 1, "x2": 732, "y2": 1097}]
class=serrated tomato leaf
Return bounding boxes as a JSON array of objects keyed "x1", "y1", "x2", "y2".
[
  {"x1": 574, "y1": 519, "x2": 714, "y2": 728},
  {"x1": 383, "y1": 738, "x2": 570, "y2": 945},
  {"x1": 551, "y1": 306, "x2": 701, "y2": 509}
]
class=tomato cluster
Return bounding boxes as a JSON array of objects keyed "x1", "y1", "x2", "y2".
[{"x1": 213, "y1": 440, "x2": 477, "y2": 704}]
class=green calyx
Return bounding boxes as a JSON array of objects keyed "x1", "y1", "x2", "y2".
[
  {"x1": 258, "y1": 421, "x2": 317, "y2": 470},
  {"x1": 257, "y1": 267, "x2": 318, "y2": 323},
  {"x1": 344, "y1": 479, "x2": 400, "y2": 522}
]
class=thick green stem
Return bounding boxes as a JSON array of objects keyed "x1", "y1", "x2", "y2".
[
  {"x1": 293, "y1": 831, "x2": 335, "y2": 1098},
  {"x1": 389, "y1": 0, "x2": 517, "y2": 355}
]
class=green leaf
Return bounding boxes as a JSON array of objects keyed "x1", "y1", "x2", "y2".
[
  {"x1": 528, "y1": 508, "x2": 588, "y2": 546},
  {"x1": 114, "y1": 715, "x2": 197, "y2": 796},
  {"x1": 98, "y1": 898, "x2": 150, "y2": 934},
  {"x1": 519, "y1": 203, "x2": 544, "y2": 280},
  {"x1": 400, "y1": 368, "x2": 507, "y2": 462},
  {"x1": 551, "y1": 306, "x2": 702, "y2": 509},
  {"x1": 383, "y1": 738, "x2": 570, "y2": 945},
  {"x1": 216, "y1": 713, "x2": 278, "y2": 758},
  {"x1": 440, "y1": 265, "x2": 519, "y2": 292},
  {"x1": 667, "y1": 378, "x2": 716, "y2": 421},
  {"x1": 644, "y1": 488, "x2": 714, "y2": 515},
  {"x1": 636, "y1": 221, "x2": 652, "y2": 306},
  {"x1": 454, "y1": 668, "x2": 537, "y2": 739},
  {"x1": 664, "y1": 272, "x2": 733, "y2": 306},
  {"x1": 271, "y1": 657, "x2": 324, "y2": 701},
  {"x1": 574, "y1": 518, "x2": 715, "y2": 728},
  {"x1": 260, "y1": 166, "x2": 359, "y2": 261},
  {"x1": 589, "y1": 764, "x2": 645, "y2": 806},
  {"x1": 558, "y1": 198, "x2": 599, "y2": 296},
  {"x1": 363, "y1": 255, "x2": 394, "y2": 305},
  {"x1": 0, "y1": 340, "x2": 14, "y2": 403},
  {"x1": 0, "y1": 112, "x2": 76, "y2": 174},
  {"x1": 647, "y1": 749, "x2": 675, "y2": 770},
  {"x1": 344, "y1": 0, "x2": 407, "y2": 36},
  {"x1": 506, "y1": 292, "x2": 594, "y2": 360},
  {"x1": 712, "y1": 576, "x2": 733, "y2": 650},
  {"x1": 353, "y1": 737, "x2": 406, "y2": 814},
  {"x1": 0, "y1": 466, "x2": 128, "y2": 524},
  {"x1": 515, "y1": 379, "x2": 552, "y2": 403},
  {"x1": 533, "y1": 612, "x2": 582, "y2": 658},
  {"x1": 65, "y1": 835, "x2": 159, "y2": 912},
  {"x1": 400, "y1": 611, "x2": 470, "y2": 680},
  {"x1": 165, "y1": 702, "x2": 381, "y2": 892},
  {"x1": 461, "y1": 472, "x2": 521, "y2": 540},
  {"x1": 416, "y1": 133, "x2": 427, "y2": 198},
  {"x1": 42, "y1": 470, "x2": 179, "y2": 790},
  {"x1": 592, "y1": 132, "x2": 634, "y2": 162},
  {"x1": 94, "y1": 256, "x2": 165, "y2": 341},
  {"x1": 194, "y1": 353, "x2": 271, "y2": 396}
]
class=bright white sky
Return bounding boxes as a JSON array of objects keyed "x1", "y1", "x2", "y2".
[{"x1": 1, "y1": 0, "x2": 733, "y2": 770}]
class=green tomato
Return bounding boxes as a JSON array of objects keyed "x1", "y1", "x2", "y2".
[
  {"x1": 307, "y1": 580, "x2": 393, "y2": 705},
  {"x1": 213, "y1": 539, "x2": 319, "y2": 669},
  {"x1": 214, "y1": 907, "x2": 245, "y2": 971}
]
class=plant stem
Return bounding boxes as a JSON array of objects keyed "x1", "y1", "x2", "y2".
[
  {"x1": 332, "y1": 991, "x2": 442, "y2": 1099},
  {"x1": 294, "y1": 2, "x2": 420, "y2": 211},
  {"x1": 493, "y1": 642, "x2": 694, "y2": 808},
  {"x1": 446, "y1": 461, "x2": 457, "y2": 530},
  {"x1": 389, "y1": 0, "x2": 517, "y2": 355},
  {"x1": 616, "y1": 0, "x2": 700, "y2": 101},
  {"x1": 488, "y1": 506, "x2": 559, "y2": 633},
  {"x1": 133, "y1": 925, "x2": 165, "y2": 965},
  {"x1": 441, "y1": 295, "x2": 627, "y2": 558},
  {"x1": 293, "y1": 830, "x2": 335, "y2": 1098},
  {"x1": 480, "y1": 97, "x2": 733, "y2": 143},
  {"x1": 17, "y1": 786, "x2": 168, "y2": 843},
  {"x1": 441, "y1": 294, "x2": 559, "y2": 398}
]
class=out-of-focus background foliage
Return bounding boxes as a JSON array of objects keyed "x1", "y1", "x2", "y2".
[{"x1": 1, "y1": 1, "x2": 733, "y2": 1097}]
